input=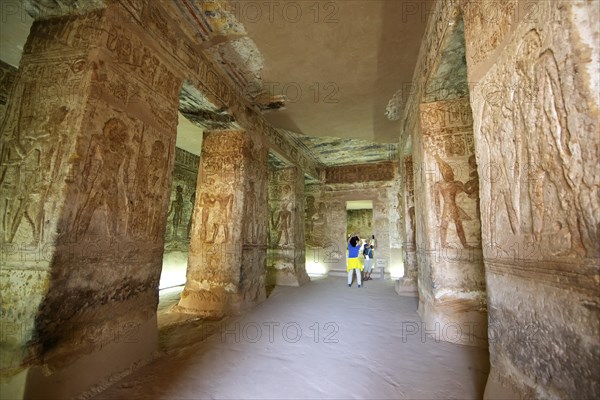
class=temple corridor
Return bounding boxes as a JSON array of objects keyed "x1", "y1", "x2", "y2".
[
  {"x1": 1, "y1": 1, "x2": 598, "y2": 399},
  {"x1": 93, "y1": 277, "x2": 489, "y2": 400}
]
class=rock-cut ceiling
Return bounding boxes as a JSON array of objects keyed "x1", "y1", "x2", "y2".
[{"x1": 0, "y1": 0, "x2": 430, "y2": 167}]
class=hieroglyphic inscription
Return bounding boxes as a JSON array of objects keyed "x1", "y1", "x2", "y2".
[
  {"x1": 420, "y1": 98, "x2": 475, "y2": 158},
  {"x1": 462, "y1": 0, "x2": 517, "y2": 66},
  {"x1": 0, "y1": 61, "x2": 17, "y2": 119},
  {"x1": 325, "y1": 162, "x2": 395, "y2": 184}
]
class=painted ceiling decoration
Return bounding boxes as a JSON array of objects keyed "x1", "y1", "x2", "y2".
[{"x1": 285, "y1": 130, "x2": 398, "y2": 167}]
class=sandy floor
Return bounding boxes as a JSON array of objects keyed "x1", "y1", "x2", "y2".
[{"x1": 92, "y1": 277, "x2": 489, "y2": 399}]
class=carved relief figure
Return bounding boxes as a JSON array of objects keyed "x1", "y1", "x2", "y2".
[
  {"x1": 1, "y1": 99, "x2": 68, "y2": 243},
  {"x1": 199, "y1": 190, "x2": 215, "y2": 241},
  {"x1": 530, "y1": 50, "x2": 586, "y2": 257},
  {"x1": 72, "y1": 118, "x2": 132, "y2": 239},
  {"x1": 209, "y1": 186, "x2": 233, "y2": 243},
  {"x1": 244, "y1": 180, "x2": 259, "y2": 244},
  {"x1": 433, "y1": 155, "x2": 472, "y2": 249},
  {"x1": 167, "y1": 185, "x2": 184, "y2": 238},
  {"x1": 311, "y1": 202, "x2": 328, "y2": 231},
  {"x1": 275, "y1": 201, "x2": 291, "y2": 246},
  {"x1": 146, "y1": 140, "x2": 167, "y2": 239},
  {"x1": 481, "y1": 101, "x2": 519, "y2": 244},
  {"x1": 514, "y1": 30, "x2": 591, "y2": 257},
  {"x1": 305, "y1": 194, "x2": 317, "y2": 242}
]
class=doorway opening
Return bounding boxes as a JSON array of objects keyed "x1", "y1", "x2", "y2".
[
  {"x1": 346, "y1": 200, "x2": 374, "y2": 283},
  {"x1": 346, "y1": 200, "x2": 374, "y2": 240}
]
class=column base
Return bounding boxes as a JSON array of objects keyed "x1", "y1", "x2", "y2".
[
  {"x1": 175, "y1": 284, "x2": 266, "y2": 319},
  {"x1": 20, "y1": 316, "x2": 157, "y2": 400},
  {"x1": 268, "y1": 248, "x2": 310, "y2": 287},
  {"x1": 395, "y1": 278, "x2": 418, "y2": 297},
  {"x1": 418, "y1": 296, "x2": 488, "y2": 348}
]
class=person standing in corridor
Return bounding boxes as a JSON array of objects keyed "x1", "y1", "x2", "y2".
[{"x1": 347, "y1": 233, "x2": 364, "y2": 287}]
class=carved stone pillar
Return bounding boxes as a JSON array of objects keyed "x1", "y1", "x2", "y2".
[
  {"x1": 177, "y1": 130, "x2": 268, "y2": 318},
  {"x1": 413, "y1": 97, "x2": 487, "y2": 347},
  {"x1": 0, "y1": 5, "x2": 181, "y2": 398},
  {"x1": 267, "y1": 165, "x2": 310, "y2": 286},
  {"x1": 396, "y1": 155, "x2": 418, "y2": 295}
]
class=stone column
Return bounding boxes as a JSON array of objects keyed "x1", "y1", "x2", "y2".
[
  {"x1": 463, "y1": 1, "x2": 600, "y2": 397},
  {"x1": 396, "y1": 155, "x2": 418, "y2": 295},
  {"x1": 413, "y1": 97, "x2": 487, "y2": 347},
  {"x1": 267, "y1": 165, "x2": 310, "y2": 286},
  {"x1": 177, "y1": 130, "x2": 268, "y2": 318},
  {"x1": 0, "y1": 5, "x2": 181, "y2": 398}
]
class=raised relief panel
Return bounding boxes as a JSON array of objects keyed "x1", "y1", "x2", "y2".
[
  {"x1": 1, "y1": 56, "x2": 90, "y2": 247},
  {"x1": 66, "y1": 103, "x2": 173, "y2": 248},
  {"x1": 419, "y1": 98, "x2": 482, "y2": 250},
  {"x1": 165, "y1": 148, "x2": 199, "y2": 247},
  {"x1": 474, "y1": 27, "x2": 599, "y2": 265}
]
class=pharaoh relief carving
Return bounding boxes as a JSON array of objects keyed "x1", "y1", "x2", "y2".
[
  {"x1": 433, "y1": 155, "x2": 474, "y2": 249},
  {"x1": 420, "y1": 98, "x2": 482, "y2": 249},
  {"x1": 196, "y1": 132, "x2": 249, "y2": 245},
  {"x1": 197, "y1": 179, "x2": 234, "y2": 244},
  {"x1": 476, "y1": 28, "x2": 598, "y2": 260},
  {"x1": 269, "y1": 178, "x2": 293, "y2": 248},
  {"x1": 1, "y1": 80, "x2": 71, "y2": 245},
  {"x1": 70, "y1": 111, "x2": 171, "y2": 242},
  {"x1": 72, "y1": 117, "x2": 133, "y2": 240}
]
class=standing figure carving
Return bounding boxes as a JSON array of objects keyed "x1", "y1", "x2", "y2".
[
  {"x1": 72, "y1": 118, "x2": 132, "y2": 240},
  {"x1": 433, "y1": 155, "x2": 472, "y2": 249},
  {"x1": 275, "y1": 201, "x2": 291, "y2": 246},
  {"x1": 167, "y1": 185, "x2": 184, "y2": 238},
  {"x1": 209, "y1": 186, "x2": 232, "y2": 244}
]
